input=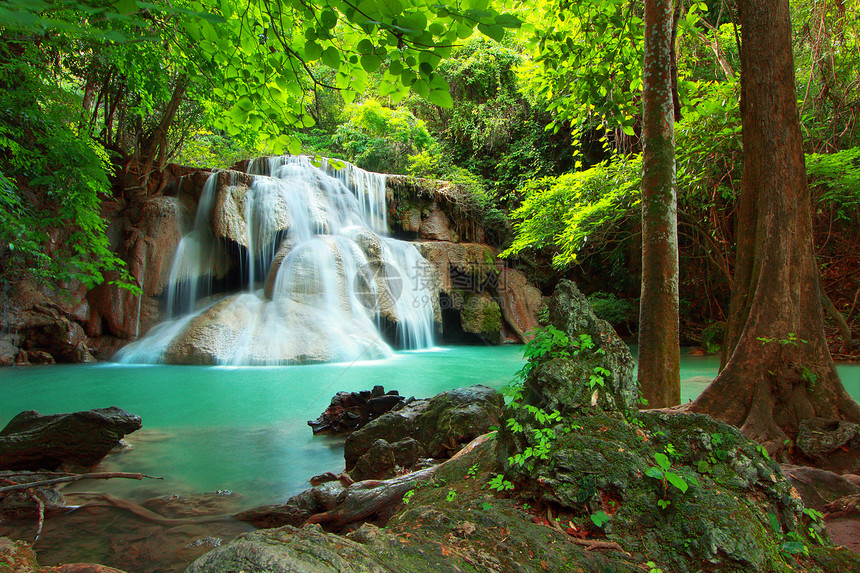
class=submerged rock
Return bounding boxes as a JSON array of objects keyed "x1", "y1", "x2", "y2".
[{"x1": 0, "y1": 407, "x2": 142, "y2": 471}]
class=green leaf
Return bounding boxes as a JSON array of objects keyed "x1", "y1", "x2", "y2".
[
  {"x1": 621, "y1": 125, "x2": 635, "y2": 136},
  {"x1": 590, "y1": 511, "x2": 610, "y2": 527},
  {"x1": 322, "y1": 47, "x2": 340, "y2": 69},
  {"x1": 780, "y1": 541, "x2": 807, "y2": 555},
  {"x1": 665, "y1": 471, "x2": 688, "y2": 493},
  {"x1": 113, "y1": 0, "x2": 138, "y2": 15},
  {"x1": 477, "y1": 22, "x2": 505, "y2": 42},
  {"x1": 304, "y1": 40, "x2": 323, "y2": 61},
  {"x1": 320, "y1": 9, "x2": 338, "y2": 29},
  {"x1": 360, "y1": 54, "x2": 382, "y2": 72},
  {"x1": 494, "y1": 13, "x2": 521, "y2": 28},
  {"x1": 654, "y1": 453, "x2": 671, "y2": 471},
  {"x1": 427, "y1": 89, "x2": 453, "y2": 107},
  {"x1": 644, "y1": 467, "x2": 664, "y2": 480},
  {"x1": 357, "y1": 38, "x2": 374, "y2": 55}
]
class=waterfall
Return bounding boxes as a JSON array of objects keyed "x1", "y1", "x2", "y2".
[{"x1": 116, "y1": 156, "x2": 437, "y2": 365}]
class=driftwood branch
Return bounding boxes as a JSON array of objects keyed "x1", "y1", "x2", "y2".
[
  {"x1": 0, "y1": 472, "x2": 161, "y2": 494},
  {"x1": 304, "y1": 433, "x2": 494, "y2": 528}
]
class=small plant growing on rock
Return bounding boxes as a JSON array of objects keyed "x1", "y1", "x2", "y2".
[
  {"x1": 645, "y1": 452, "x2": 699, "y2": 509},
  {"x1": 589, "y1": 510, "x2": 610, "y2": 528},
  {"x1": 488, "y1": 473, "x2": 514, "y2": 492}
]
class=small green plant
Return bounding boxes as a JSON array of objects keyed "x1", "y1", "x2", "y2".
[
  {"x1": 446, "y1": 490, "x2": 458, "y2": 502},
  {"x1": 803, "y1": 508, "x2": 826, "y2": 545},
  {"x1": 402, "y1": 488, "x2": 417, "y2": 504},
  {"x1": 646, "y1": 561, "x2": 664, "y2": 573},
  {"x1": 756, "y1": 333, "x2": 808, "y2": 346},
  {"x1": 590, "y1": 510, "x2": 610, "y2": 528},
  {"x1": 488, "y1": 473, "x2": 514, "y2": 492},
  {"x1": 801, "y1": 366, "x2": 818, "y2": 390},
  {"x1": 589, "y1": 366, "x2": 610, "y2": 390},
  {"x1": 515, "y1": 325, "x2": 571, "y2": 382},
  {"x1": 645, "y1": 451, "x2": 699, "y2": 509},
  {"x1": 482, "y1": 502, "x2": 493, "y2": 511},
  {"x1": 467, "y1": 463, "x2": 479, "y2": 477},
  {"x1": 768, "y1": 511, "x2": 808, "y2": 557}
]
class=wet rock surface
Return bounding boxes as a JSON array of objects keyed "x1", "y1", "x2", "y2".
[
  {"x1": 307, "y1": 386, "x2": 404, "y2": 434},
  {"x1": 0, "y1": 407, "x2": 142, "y2": 471},
  {"x1": 343, "y1": 384, "x2": 503, "y2": 477}
]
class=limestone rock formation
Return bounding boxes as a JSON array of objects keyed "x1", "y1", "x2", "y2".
[{"x1": 497, "y1": 267, "x2": 543, "y2": 340}]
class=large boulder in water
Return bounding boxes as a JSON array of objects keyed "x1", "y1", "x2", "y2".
[
  {"x1": 0, "y1": 407, "x2": 142, "y2": 471},
  {"x1": 161, "y1": 295, "x2": 390, "y2": 365}
]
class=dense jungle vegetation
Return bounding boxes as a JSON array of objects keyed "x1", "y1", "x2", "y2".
[
  {"x1": 1, "y1": 0, "x2": 860, "y2": 368},
  {"x1": 2, "y1": 0, "x2": 859, "y2": 354}
]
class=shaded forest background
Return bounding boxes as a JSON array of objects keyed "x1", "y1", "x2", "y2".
[{"x1": 2, "y1": 0, "x2": 860, "y2": 356}]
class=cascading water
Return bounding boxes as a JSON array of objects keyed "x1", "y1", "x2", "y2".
[{"x1": 116, "y1": 156, "x2": 437, "y2": 365}]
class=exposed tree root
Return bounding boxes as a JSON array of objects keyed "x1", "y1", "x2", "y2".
[
  {"x1": 545, "y1": 507, "x2": 625, "y2": 552},
  {"x1": 0, "y1": 471, "x2": 161, "y2": 494},
  {"x1": 26, "y1": 490, "x2": 45, "y2": 544},
  {"x1": 64, "y1": 492, "x2": 235, "y2": 525}
]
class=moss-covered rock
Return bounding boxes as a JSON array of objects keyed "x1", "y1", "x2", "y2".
[
  {"x1": 344, "y1": 385, "x2": 503, "y2": 473},
  {"x1": 460, "y1": 291, "x2": 502, "y2": 343}
]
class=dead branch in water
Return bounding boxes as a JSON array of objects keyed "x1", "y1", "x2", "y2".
[{"x1": 0, "y1": 472, "x2": 161, "y2": 494}]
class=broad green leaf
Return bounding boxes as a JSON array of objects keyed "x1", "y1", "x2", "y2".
[
  {"x1": 412, "y1": 79, "x2": 430, "y2": 97},
  {"x1": 360, "y1": 54, "x2": 382, "y2": 72},
  {"x1": 113, "y1": 0, "x2": 137, "y2": 16},
  {"x1": 398, "y1": 11, "x2": 427, "y2": 33},
  {"x1": 455, "y1": 22, "x2": 473, "y2": 39},
  {"x1": 590, "y1": 511, "x2": 610, "y2": 527},
  {"x1": 665, "y1": 471, "x2": 688, "y2": 493},
  {"x1": 644, "y1": 467, "x2": 663, "y2": 480},
  {"x1": 320, "y1": 9, "x2": 338, "y2": 29},
  {"x1": 654, "y1": 453, "x2": 671, "y2": 471},
  {"x1": 494, "y1": 13, "x2": 521, "y2": 28},
  {"x1": 322, "y1": 47, "x2": 340, "y2": 69},
  {"x1": 304, "y1": 39, "x2": 322, "y2": 61},
  {"x1": 357, "y1": 38, "x2": 374, "y2": 54},
  {"x1": 477, "y1": 22, "x2": 505, "y2": 42},
  {"x1": 780, "y1": 542, "x2": 807, "y2": 555},
  {"x1": 427, "y1": 89, "x2": 453, "y2": 107}
]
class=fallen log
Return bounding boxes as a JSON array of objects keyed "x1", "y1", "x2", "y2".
[
  {"x1": 303, "y1": 432, "x2": 494, "y2": 529},
  {"x1": 0, "y1": 407, "x2": 142, "y2": 471}
]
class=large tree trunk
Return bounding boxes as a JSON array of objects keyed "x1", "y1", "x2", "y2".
[
  {"x1": 638, "y1": 0, "x2": 681, "y2": 408},
  {"x1": 688, "y1": 0, "x2": 860, "y2": 453}
]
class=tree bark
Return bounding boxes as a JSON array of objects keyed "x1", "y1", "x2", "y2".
[
  {"x1": 638, "y1": 0, "x2": 681, "y2": 408},
  {"x1": 688, "y1": 0, "x2": 860, "y2": 453}
]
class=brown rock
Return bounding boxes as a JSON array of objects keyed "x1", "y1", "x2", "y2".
[
  {"x1": 0, "y1": 407, "x2": 142, "y2": 471},
  {"x1": 415, "y1": 241, "x2": 499, "y2": 295},
  {"x1": 418, "y1": 203, "x2": 458, "y2": 242},
  {"x1": 496, "y1": 267, "x2": 543, "y2": 342}
]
